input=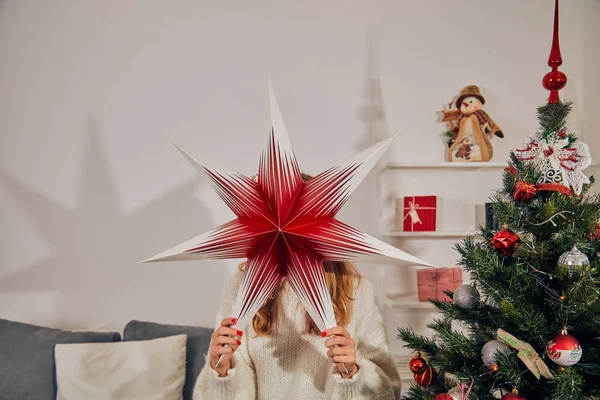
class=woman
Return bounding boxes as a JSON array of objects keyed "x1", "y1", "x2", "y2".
[{"x1": 193, "y1": 256, "x2": 402, "y2": 400}]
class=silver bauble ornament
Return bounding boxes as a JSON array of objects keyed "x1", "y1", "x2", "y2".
[
  {"x1": 557, "y1": 245, "x2": 589, "y2": 277},
  {"x1": 520, "y1": 231, "x2": 535, "y2": 243},
  {"x1": 481, "y1": 339, "x2": 511, "y2": 367},
  {"x1": 453, "y1": 282, "x2": 480, "y2": 309}
]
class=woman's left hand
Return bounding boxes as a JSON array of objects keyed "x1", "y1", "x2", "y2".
[{"x1": 323, "y1": 326, "x2": 359, "y2": 378}]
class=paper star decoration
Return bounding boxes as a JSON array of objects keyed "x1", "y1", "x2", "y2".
[{"x1": 143, "y1": 84, "x2": 433, "y2": 333}]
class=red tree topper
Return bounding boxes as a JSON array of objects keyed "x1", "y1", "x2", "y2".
[{"x1": 542, "y1": 0, "x2": 567, "y2": 103}]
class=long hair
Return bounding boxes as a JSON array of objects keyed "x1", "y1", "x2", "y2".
[{"x1": 239, "y1": 260, "x2": 362, "y2": 335}]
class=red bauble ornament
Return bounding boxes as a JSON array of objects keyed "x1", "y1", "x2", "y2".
[
  {"x1": 546, "y1": 329, "x2": 583, "y2": 366},
  {"x1": 502, "y1": 388, "x2": 526, "y2": 400},
  {"x1": 491, "y1": 228, "x2": 521, "y2": 256},
  {"x1": 435, "y1": 394, "x2": 454, "y2": 400},
  {"x1": 409, "y1": 351, "x2": 428, "y2": 374},
  {"x1": 414, "y1": 364, "x2": 437, "y2": 387},
  {"x1": 513, "y1": 181, "x2": 536, "y2": 202},
  {"x1": 502, "y1": 393, "x2": 526, "y2": 400}
]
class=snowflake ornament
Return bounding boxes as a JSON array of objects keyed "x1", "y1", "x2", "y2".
[
  {"x1": 142, "y1": 83, "x2": 433, "y2": 334},
  {"x1": 515, "y1": 131, "x2": 592, "y2": 195}
]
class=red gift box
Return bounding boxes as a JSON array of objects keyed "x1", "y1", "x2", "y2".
[
  {"x1": 417, "y1": 267, "x2": 463, "y2": 302},
  {"x1": 403, "y1": 196, "x2": 437, "y2": 232}
]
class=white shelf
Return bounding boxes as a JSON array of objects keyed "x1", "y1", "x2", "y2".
[
  {"x1": 386, "y1": 294, "x2": 439, "y2": 310},
  {"x1": 383, "y1": 230, "x2": 477, "y2": 238},
  {"x1": 383, "y1": 161, "x2": 506, "y2": 170}
]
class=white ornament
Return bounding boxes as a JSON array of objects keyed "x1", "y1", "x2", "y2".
[
  {"x1": 515, "y1": 131, "x2": 592, "y2": 195},
  {"x1": 546, "y1": 331, "x2": 583, "y2": 367}
]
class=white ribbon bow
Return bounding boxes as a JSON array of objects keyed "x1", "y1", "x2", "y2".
[{"x1": 404, "y1": 201, "x2": 422, "y2": 224}]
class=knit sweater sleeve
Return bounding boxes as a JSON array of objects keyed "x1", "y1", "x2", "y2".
[
  {"x1": 193, "y1": 272, "x2": 257, "y2": 400},
  {"x1": 331, "y1": 279, "x2": 402, "y2": 400}
]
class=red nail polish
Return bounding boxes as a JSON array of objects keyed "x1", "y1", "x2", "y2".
[
  {"x1": 237, "y1": 330, "x2": 243, "y2": 336},
  {"x1": 321, "y1": 331, "x2": 327, "y2": 337},
  {"x1": 237, "y1": 340, "x2": 241, "y2": 345},
  {"x1": 231, "y1": 318, "x2": 237, "y2": 324}
]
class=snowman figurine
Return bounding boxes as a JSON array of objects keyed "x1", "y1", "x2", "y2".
[{"x1": 442, "y1": 85, "x2": 504, "y2": 162}]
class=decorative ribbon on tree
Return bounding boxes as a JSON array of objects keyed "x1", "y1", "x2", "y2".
[
  {"x1": 496, "y1": 329, "x2": 553, "y2": 380},
  {"x1": 435, "y1": 378, "x2": 474, "y2": 400},
  {"x1": 515, "y1": 131, "x2": 591, "y2": 196},
  {"x1": 456, "y1": 378, "x2": 475, "y2": 400},
  {"x1": 142, "y1": 83, "x2": 434, "y2": 341}
]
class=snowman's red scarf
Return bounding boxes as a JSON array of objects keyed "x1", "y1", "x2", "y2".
[{"x1": 459, "y1": 109, "x2": 489, "y2": 126}]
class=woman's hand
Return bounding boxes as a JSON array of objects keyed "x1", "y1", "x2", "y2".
[
  {"x1": 323, "y1": 326, "x2": 359, "y2": 378},
  {"x1": 209, "y1": 317, "x2": 243, "y2": 377}
]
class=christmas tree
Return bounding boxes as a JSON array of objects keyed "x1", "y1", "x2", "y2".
[{"x1": 398, "y1": 2, "x2": 600, "y2": 399}]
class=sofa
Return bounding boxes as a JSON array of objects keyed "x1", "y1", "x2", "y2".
[{"x1": 0, "y1": 318, "x2": 213, "y2": 400}]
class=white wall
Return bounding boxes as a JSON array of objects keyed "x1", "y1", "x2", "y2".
[{"x1": 1, "y1": 0, "x2": 599, "y2": 332}]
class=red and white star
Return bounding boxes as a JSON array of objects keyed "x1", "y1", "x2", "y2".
[{"x1": 143, "y1": 84, "x2": 433, "y2": 332}]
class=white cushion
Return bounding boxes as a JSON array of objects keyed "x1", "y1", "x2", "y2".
[{"x1": 55, "y1": 334, "x2": 187, "y2": 400}]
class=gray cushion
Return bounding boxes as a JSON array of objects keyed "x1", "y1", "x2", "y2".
[
  {"x1": 0, "y1": 318, "x2": 121, "y2": 400},
  {"x1": 124, "y1": 320, "x2": 213, "y2": 400}
]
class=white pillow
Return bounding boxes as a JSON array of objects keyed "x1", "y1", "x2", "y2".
[{"x1": 55, "y1": 334, "x2": 187, "y2": 400}]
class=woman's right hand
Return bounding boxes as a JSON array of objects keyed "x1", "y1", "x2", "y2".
[{"x1": 209, "y1": 317, "x2": 243, "y2": 377}]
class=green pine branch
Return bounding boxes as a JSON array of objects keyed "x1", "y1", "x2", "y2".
[{"x1": 537, "y1": 101, "x2": 572, "y2": 136}]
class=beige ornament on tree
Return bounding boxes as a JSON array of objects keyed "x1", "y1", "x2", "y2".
[{"x1": 441, "y1": 85, "x2": 504, "y2": 162}]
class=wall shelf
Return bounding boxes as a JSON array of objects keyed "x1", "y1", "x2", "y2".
[
  {"x1": 382, "y1": 161, "x2": 506, "y2": 171},
  {"x1": 374, "y1": 139, "x2": 505, "y2": 395},
  {"x1": 386, "y1": 294, "x2": 439, "y2": 310},
  {"x1": 383, "y1": 230, "x2": 478, "y2": 238}
]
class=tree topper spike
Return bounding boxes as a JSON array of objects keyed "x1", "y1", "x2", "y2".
[
  {"x1": 548, "y1": 0, "x2": 563, "y2": 68},
  {"x1": 542, "y1": 0, "x2": 567, "y2": 104}
]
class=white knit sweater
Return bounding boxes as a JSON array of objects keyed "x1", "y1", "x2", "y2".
[{"x1": 193, "y1": 272, "x2": 402, "y2": 400}]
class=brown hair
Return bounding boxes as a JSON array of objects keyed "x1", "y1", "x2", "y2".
[{"x1": 239, "y1": 261, "x2": 362, "y2": 335}]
